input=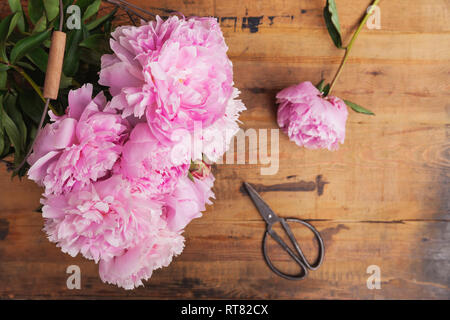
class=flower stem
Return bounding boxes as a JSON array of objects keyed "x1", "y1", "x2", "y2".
[
  {"x1": 10, "y1": 65, "x2": 58, "y2": 114},
  {"x1": 328, "y1": 0, "x2": 380, "y2": 95}
]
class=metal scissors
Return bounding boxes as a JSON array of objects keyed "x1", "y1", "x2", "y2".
[{"x1": 243, "y1": 182, "x2": 325, "y2": 280}]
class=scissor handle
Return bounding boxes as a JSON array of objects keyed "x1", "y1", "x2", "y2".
[{"x1": 262, "y1": 218, "x2": 325, "y2": 280}]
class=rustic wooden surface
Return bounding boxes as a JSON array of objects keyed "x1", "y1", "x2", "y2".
[{"x1": 0, "y1": 0, "x2": 449, "y2": 299}]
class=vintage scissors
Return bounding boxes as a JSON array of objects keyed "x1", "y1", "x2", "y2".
[{"x1": 243, "y1": 182, "x2": 325, "y2": 280}]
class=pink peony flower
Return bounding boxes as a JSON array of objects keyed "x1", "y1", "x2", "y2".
[
  {"x1": 41, "y1": 175, "x2": 169, "y2": 263},
  {"x1": 192, "y1": 88, "x2": 246, "y2": 162},
  {"x1": 99, "y1": 15, "x2": 234, "y2": 143},
  {"x1": 163, "y1": 173, "x2": 215, "y2": 232},
  {"x1": 27, "y1": 84, "x2": 129, "y2": 195},
  {"x1": 99, "y1": 226, "x2": 184, "y2": 290},
  {"x1": 276, "y1": 81, "x2": 348, "y2": 151},
  {"x1": 119, "y1": 123, "x2": 190, "y2": 196}
]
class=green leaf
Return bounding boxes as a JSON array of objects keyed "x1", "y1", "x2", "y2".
[
  {"x1": 315, "y1": 79, "x2": 331, "y2": 96},
  {"x1": 104, "y1": 19, "x2": 112, "y2": 34},
  {"x1": 43, "y1": 38, "x2": 51, "y2": 48},
  {"x1": 322, "y1": 83, "x2": 331, "y2": 96},
  {"x1": 323, "y1": 0, "x2": 343, "y2": 49},
  {"x1": 315, "y1": 79, "x2": 325, "y2": 92},
  {"x1": 86, "y1": 7, "x2": 118, "y2": 31},
  {"x1": 83, "y1": 0, "x2": 101, "y2": 22},
  {"x1": 59, "y1": 72, "x2": 73, "y2": 89},
  {"x1": 26, "y1": 47, "x2": 48, "y2": 72},
  {"x1": 0, "y1": 95, "x2": 11, "y2": 158},
  {"x1": 44, "y1": 0, "x2": 60, "y2": 22},
  {"x1": 7, "y1": 12, "x2": 20, "y2": 39},
  {"x1": 0, "y1": 123, "x2": 5, "y2": 156},
  {"x1": 79, "y1": 34, "x2": 106, "y2": 51},
  {"x1": 16, "y1": 61, "x2": 36, "y2": 71},
  {"x1": 0, "y1": 13, "x2": 19, "y2": 62},
  {"x1": 7, "y1": 0, "x2": 21, "y2": 12},
  {"x1": 10, "y1": 28, "x2": 52, "y2": 64},
  {"x1": 79, "y1": 47, "x2": 101, "y2": 66},
  {"x1": 0, "y1": 133, "x2": 11, "y2": 158},
  {"x1": 0, "y1": 70, "x2": 7, "y2": 88},
  {"x1": 18, "y1": 90, "x2": 44, "y2": 124},
  {"x1": 28, "y1": 125, "x2": 38, "y2": 144},
  {"x1": 0, "y1": 13, "x2": 18, "y2": 42},
  {"x1": 4, "y1": 94, "x2": 27, "y2": 148},
  {"x1": 75, "y1": 0, "x2": 94, "y2": 12},
  {"x1": 7, "y1": 0, "x2": 26, "y2": 33},
  {"x1": 187, "y1": 172, "x2": 195, "y2": 182},
  {"x1": 63, "y1": 27, "x2": 85, "y2": 76},
  {"x1": 0, "y1": 14, "x2": 17, "y2": 62},
  {"x1": 0, "y1": 15, "x2": 12, "y2": 41},
  {"x1": 0, "y1": 64, "x2": 10, "y2": 72},
  {"x1": 63, "y1": 0, "x2": 73, "y2": 8},
  {"x1": 28, "y1": 0, "x2": 45, "y2": 25},
  {"x1": 344, "y1": 100, "x2": 375, "y2": 115},
  {"x1": 0, "y1": 96, "x2": 23, "y2": 160},
  {"x1": 32, "y1": 15, "x2": 47, "y2": 34}
]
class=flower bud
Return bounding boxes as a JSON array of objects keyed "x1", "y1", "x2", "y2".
[{"x1": 189, "y1": 159, "x2": 211, "y2": 180}]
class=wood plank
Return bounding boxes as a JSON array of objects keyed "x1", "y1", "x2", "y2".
[
  {"x1": 121, "y1": 0, "x2": 450, "y2": 33},
  {"x1": 0, "y1": 210, "x2": 448, "y2": 299}
]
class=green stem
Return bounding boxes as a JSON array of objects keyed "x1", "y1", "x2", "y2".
[
  {"x1": 328, "y1": 0, "x2": 381, "y2": 95},
  {"x1": 10, "y1": 64, "x2": 58, "y2": 114},
  {"x1": 0, "y1": 59, "x2": 58, "y2": 114},
  {"x1": 11, "y1": 65, "x2": 43, "y2": 99}
]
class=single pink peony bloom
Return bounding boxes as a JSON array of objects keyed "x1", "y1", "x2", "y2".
[
  {"x1": 163, "y1": 173, "x2": 215, "y2": 232},
  {"x1": 99, "y1": 15, "x2": 234, "y2": 143},
  {"x1": 98, "y1": 225, "x2": 184, "y2": 290},
  {"x1": 192, "y1": 88, "x2": 246, "y2": 162},
  {"x1": 276, "y1": 81, "x2": 348, "y2": 151},
  {"x1": 28, "y1": 84, "x2": 129, "y2": 195},
  {"x1": 118, "y1": 123, "x2": 190, "y2": 196},
  {"x1": 41, "y1": 175, "x2": 169, "y2": 263}
]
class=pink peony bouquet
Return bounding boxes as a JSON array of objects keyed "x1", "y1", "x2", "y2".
[{"x1": 27, "y1": 15, "x2": 245, "y2": 289}]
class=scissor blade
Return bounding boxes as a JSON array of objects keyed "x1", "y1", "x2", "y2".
[{"x1": 243, "y1": 182, "x2": 278, "y2": 224}]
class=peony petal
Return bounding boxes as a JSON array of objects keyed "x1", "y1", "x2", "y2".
[
  {"x1": 27, "y1": 151, "x2": 60, "y2": 183},
  {"x1": 68, "y1": 84, "x2": 94, "y2": 120},
  {"x1": 99, "y1": 62, "x2": 143, "y2": 96}
]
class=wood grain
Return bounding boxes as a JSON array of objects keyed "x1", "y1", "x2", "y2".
[{"x1": 0, "y1": 0, "x2": 449, "y2": 299}]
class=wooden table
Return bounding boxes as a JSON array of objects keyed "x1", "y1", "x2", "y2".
[{"x1": 0, "y1": 0, "x2": 449, "y2": 299}]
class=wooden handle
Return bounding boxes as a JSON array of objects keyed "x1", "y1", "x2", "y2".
[{"x1": 43, "y1": 31, "x2": 66, "y2": 100}]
